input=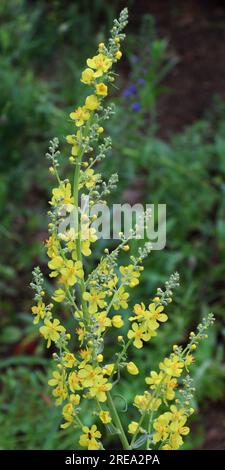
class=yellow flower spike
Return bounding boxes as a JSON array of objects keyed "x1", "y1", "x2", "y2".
[
  {"x1": 30, "y1": 8, "x2": 215, "y2": 452},
  {"x1": 127, "y1": 362, "x2": 139, "y2": 375},
  {"x1": 95, "y1": 83, "x2": 108, "y2": 96}
]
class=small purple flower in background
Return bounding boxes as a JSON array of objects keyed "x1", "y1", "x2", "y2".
[
  {"x1": 122, "y1": 84, "x2": 137, "y2": 97},
  {"x1": 137, "y1": 78, "x2": 145, "y2": 86},
  {"x1": 131, "y1": 102, "x2": 141, "y2": 112}
]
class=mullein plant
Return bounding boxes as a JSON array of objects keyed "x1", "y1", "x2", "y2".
[{"x1": 31, "y1": 8, "x2": 214, "y2": 451}]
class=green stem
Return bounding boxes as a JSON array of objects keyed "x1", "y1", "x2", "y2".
[
  {"x1": 72, "y1": 116, "x2": 93, "y2": 323},
  {"x1": 106, "y1": 391, "x2": 130, "y2": 450},
  {"x1": 130, "y1": 376, "x2": 165, "y2": 448}
]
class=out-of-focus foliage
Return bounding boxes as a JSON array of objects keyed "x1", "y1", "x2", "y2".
[{"x1": 0, "y1": 0, "x2": 224, "y2": 450}]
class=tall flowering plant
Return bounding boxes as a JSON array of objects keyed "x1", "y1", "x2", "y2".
[{"x1": 31, "y1": 9, "x2": 214, "y2": 450}]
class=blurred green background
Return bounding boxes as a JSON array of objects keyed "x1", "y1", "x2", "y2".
[{"x1": 0, "y1": 0, "x2": 225, "y2": 450}]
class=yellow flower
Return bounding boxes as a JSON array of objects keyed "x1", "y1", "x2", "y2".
[
  {"x1": 48, "y1": 255, "x2": 64, "y2": 278},
  {"x1": 99, "y1": 410, "x2": 111, "y2": 424},
  {"x1": 128, "y1": 421, "x2": 139, "y2": 434},
  {"x1": 45, "y1": 234, "x2": 59, "y2": 258},
  {"x1": 85, "y1": 94, "x2": 99, "y2": 111},
  {"x1": 70, "y1": 393, "x2": 80, "y2": 406},
  {"x1": 134, "y1": 392, "x2": 161, "y2": 413},
  {"x1": 169, "y1": 416, "x2": 190, "y2": 436},
  {"x1": 70, "y1": 106, "x2": 90, "y2": 126},
  {"x1": 130, "y1": 303, "x2": 165, "y2": 334},
  {"x1": 31, "y1": 301, "x2": 46, "y2": 324},
  {"x1": 127, "y1": 322, "x2": 150, "y2": 349},
  {"x1": 78, "y1": 365, "x2": 102, "y2": 388},
  {"x1": 112, "y1": 315, "x2": 124, "y2": 328},
  {"x1": 62, "y1": 353, "x2": 76, "y2": 368},
  {"x1": 159, "y1": 354, "x2": 184, "y2": 378},
  {"x1": 168, "y1": 433, "x2": 183, "y2": 450},
  {"x1": 95, "y1": 83, "x2": 108, "y2": 96},
  {"x1": 76, "y1": 327, "x2": 86, "y2": 345},
  {"x1": 66, "y1": 134, "x2": 76, "y2": 145},
  {"x1": 79, "y1": 347, "x2": 92, "y2": 365},
  {"x1": 145, "y1": 370, "x2": 163, "y2": 388},
  {"x1": 119, "y1": 265, "x2": 140, "y2": 288},
  {"x1": 39, "y1": 318, "x2": 66, "y2": 348},
  {"x1": 68, "y1": 371, "x2": 81, "y2": 392},
  {"x1": 48, "y1": 369, "x2": 68, "y2": 405},
  {"x1": 95, "y1": 311, "x2": 111, "y2": 333},
  {"x1": 51, "y1": 182, "x2": 74, "y2": 209},
  {"x1": 87, "y1": 53, "x2": 112, "y2": 77},
  {"x1": 153, "y1": 414, "x2": 170, "y2": 443},
  {"x1": 61, "y1": 401, "x2": 78, "y2": 429},
  {"x1": 185, "y1": 354, "x2": 195, "y2": 369},
  {"x1": 79, "y1": 425, "x2": 101, "y2": 450},
  {"x1": 52, "y1": 288, "x2": 66, "y2": 302},
  {"x1": 165, "y1": 378, "x2": 178, "y2": 401},
  {"x1": 81, "y1": 68, "x2": 95, "y2": 84},
  {"x1": 52, "y1": 384, "x2": 68, "y2": 405},
  {"x1": 89, "y1": 376, "x2": 112, "y2": 402},
  {"x1": 79, "y1": 168, "x2": 100, "y2": 189},
  {"x1": 83, "y1": 289, "x2": 106, "y2": 313},
  {"x1": 115, "y1": 50, "x2": 122, "y2": 60},
  {"x1": 127, "y1": 362, "x2": 139, "y2": 375},
  {"x1": 148, "y1": 303, "x2": 168, "y2": 323},
  {"x1": 48, "y1": 369, "x2": 65, "y2": 388},
  {"x1": 60, "y1": 260, "x2": 84, "y2": 287},
  {"x1": 112, "y1": 286, "x2": 129, "y2": 310},
  {"x1": 103, "y1": 363, "x2": 114, "y2": 376}
]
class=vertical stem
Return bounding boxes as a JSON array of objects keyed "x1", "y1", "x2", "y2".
[
  {"x1": 72, "y1": 116, "x2": 93, "y2": 323},
  {"x1": 107, "y1": 391, "x2": 130, "y2": 450}
]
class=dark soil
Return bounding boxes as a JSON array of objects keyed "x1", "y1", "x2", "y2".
[
  {"x1": 198, "y1": 402, "x2": 225, "y2": 449},
  {"x1": 130, "y1": 0, "x2": 225, "y2": 137}
]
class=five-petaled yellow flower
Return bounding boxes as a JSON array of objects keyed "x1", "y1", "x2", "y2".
[{"x1": 40, "y1": 318, "x2": 66, "y2": 348}]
